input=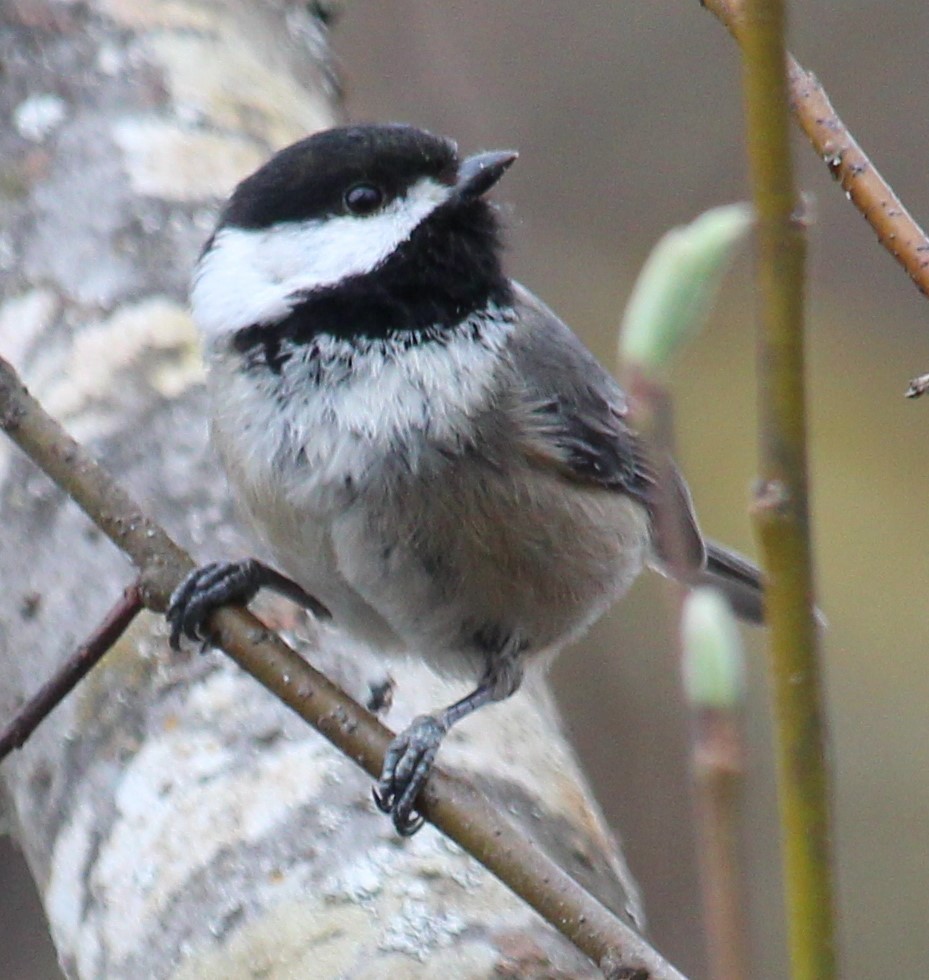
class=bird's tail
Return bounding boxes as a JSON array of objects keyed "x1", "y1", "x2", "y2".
[{"x1": 696, "y1": 541, "x2": 765, "y2": 625}]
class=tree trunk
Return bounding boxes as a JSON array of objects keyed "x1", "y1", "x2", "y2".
[{"x1": 0, "y1": 2, "x2": 641, "y2": 976}]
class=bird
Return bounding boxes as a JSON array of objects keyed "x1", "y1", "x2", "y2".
[{"x1": 167, "y1": 123, "x2": 764, "y2": 836}]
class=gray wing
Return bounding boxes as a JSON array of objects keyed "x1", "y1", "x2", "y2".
[{"x1": 504, "y1": 283, "x2": 707, "y2": 573}]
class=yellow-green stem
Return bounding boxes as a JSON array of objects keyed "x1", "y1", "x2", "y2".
[{"x1": 739, "y1": 1, "x2": 837, "y2": 978}]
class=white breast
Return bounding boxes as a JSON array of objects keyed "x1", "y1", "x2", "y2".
[
  {"x1": 215, "y1": 309, "x2": 514, "y2": 493},
  {"x1": 204, "y1": 311, "x2": 515, "y2": 648}
]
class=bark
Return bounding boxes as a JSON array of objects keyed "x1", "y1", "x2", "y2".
[{"x1": 0, "y1": 2, "x2": 641, "y2": 977}]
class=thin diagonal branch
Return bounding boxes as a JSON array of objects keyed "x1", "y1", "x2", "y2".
[
  {"x1": 0, "y1": 582, "x2": 143, "y2": 761},
  {"x1": 703, "y1": 0, "x2": 929, "y2": 300},
  {"x1": 0, "y1": 353, "x2": 686, "y2": 980}
]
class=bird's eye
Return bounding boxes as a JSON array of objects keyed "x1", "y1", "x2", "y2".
[{"x1": 344, "y1": 183, "x2": 384, "y2": 215}]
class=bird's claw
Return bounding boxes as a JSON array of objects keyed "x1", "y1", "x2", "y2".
[
  {"x1": 166, "y1": 560, "x2": 261, "y2": 651},
  {"x1": 373, "y1": 714, "x2": 447, "y2": 836}
]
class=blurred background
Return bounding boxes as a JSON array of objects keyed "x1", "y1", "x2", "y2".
[{"x1": 4, "y1": 2, "x2": 928, "y2": 977}]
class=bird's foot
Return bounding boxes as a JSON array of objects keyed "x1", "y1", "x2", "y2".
[
  {"x1": 373, "y1": 714, "x2": 448, "y2": 836},
  {"x1": 166, "y1": 559, "x2": 264, "y2": 651}
]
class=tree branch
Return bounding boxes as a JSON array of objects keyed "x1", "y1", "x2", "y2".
[
  {"x1": 703, "y1": 0, "x2": 929, "y2": 300},
  {"x1": 0, "y1": 583, "x2": 142, "y2": 761},
  {"x1": 0, "y1": 352, "x2": 687, "y2": 979}
]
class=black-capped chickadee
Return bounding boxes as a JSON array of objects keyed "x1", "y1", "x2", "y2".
[{"x1": 168, "y1": 124, "x2": 763, "y2": 836}]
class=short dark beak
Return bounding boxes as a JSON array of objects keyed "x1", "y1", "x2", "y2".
[{"x1": 453, "y1": 150, "x2": 518, "y2": 201}]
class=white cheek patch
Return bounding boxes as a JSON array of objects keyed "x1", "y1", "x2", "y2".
[{"x1": 191, "y1": 177, "x2": 452, "y2": 340}]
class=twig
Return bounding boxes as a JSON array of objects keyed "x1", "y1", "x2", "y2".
[
  {"x1": 619, "y1": 204, "x2": 756, "y2": 975},
  {"x1": 735, "y1": 2, "x2": 838, "y2": 978},
  {"x1": 624, "y1": 379, "x2": 750, "y2": 980},
  {"x1": 690, "y1": 711, "x2": 750, "y2": 980},
  {"x1": 682, "y1": 590, "x2": 751, "y2": 980},
  {"x1": 0, "y1": 583, "x2": 143, "y2": 761},
  {"x1": 626, "y1": 371, "x2": 748, "y2": 980},
  {"x1": 0, "y1": 353, "x2": 688, "y2": 978},
  {"x1": 702, "y1": 0, "x2": 929, "y2": 299},
  {"x1": 905, "y1": 372, "x2": 929, "y2": 399}
]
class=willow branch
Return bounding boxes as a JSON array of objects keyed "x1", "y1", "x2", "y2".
[
  {"x1": 691, "y1": 709, "x2": 750, "y2": 980},
  {"x1": 703, "y1": 0, "x2": 929, "y2": 301},
  {"x1": 624, "y1": 375, "x2": 751, "y2": 980},
  {"x1": 0, "y1": 353, "x2": 686, "y2": 980},
  {"x1": 626, "y1": 373, "x2": 751, "y2": 980},
  {"x1": 0, "y1": 582, "x2": 143, "y2": 761},
  {"x1": 736, "y1": 2, "x2": 838, "y2": 978}
]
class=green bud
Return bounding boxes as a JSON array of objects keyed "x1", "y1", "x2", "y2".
[
  {"x1": 681, "y1": 587, "x2": 746, "y2": 710},
  {"x1": 619, "y1": 203, "x2": 753, "y2": 376}
]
